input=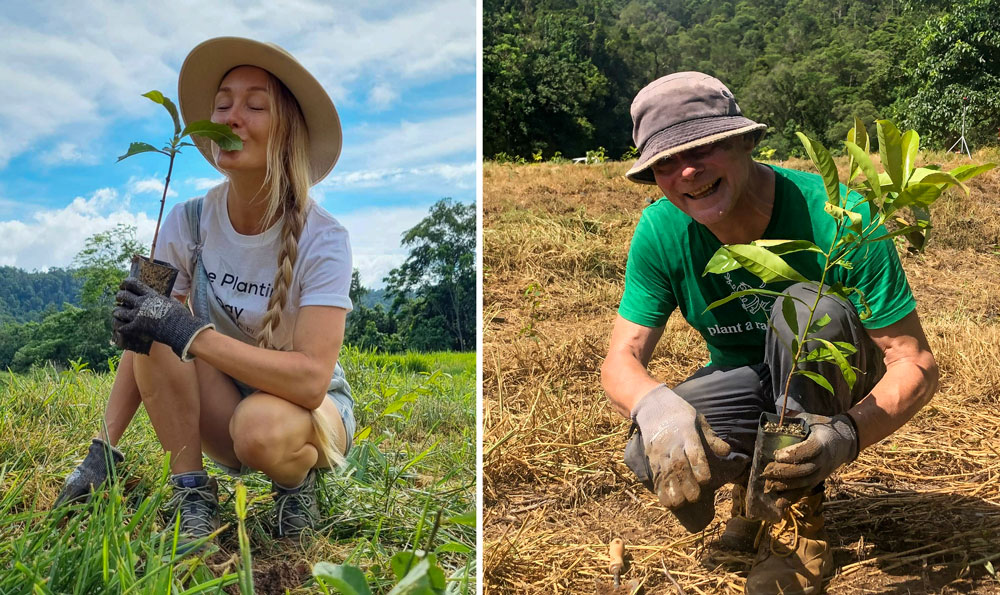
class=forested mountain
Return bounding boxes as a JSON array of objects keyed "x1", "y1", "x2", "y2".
[
  {"x1": 485, "y1": 0, "x2": 1000, "y2": 160},
  {"x1": 0, "y1": 267, "x2": 82, "y2": 324}
]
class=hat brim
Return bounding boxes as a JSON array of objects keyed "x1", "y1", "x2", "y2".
[
  {"x1": 625, "y1": 118, "x2": 766, "y2": 185},
  {"x1": 178, "y1": 37, "x2": 342, "y2": 185}
]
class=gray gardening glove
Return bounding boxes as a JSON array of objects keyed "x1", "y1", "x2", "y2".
[
  {"x1": 631, "y1": 384, "x2": 737, "y2": 509},
  {"x1": 762, "y1": 411, "x2": 859, "y2": 494},
  {"x1": 112, "y1": 277, "x2": 214, "y2": 361}
]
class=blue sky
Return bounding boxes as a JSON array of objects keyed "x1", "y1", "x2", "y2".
[{"x1": 0, "y1": 1, "x2": 476, "y2": 288}]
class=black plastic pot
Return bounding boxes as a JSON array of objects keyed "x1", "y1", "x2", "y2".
[
  {"x1": 130, "y1": 254, "x2": 178, "y2": 297},
  {"x1": 745, "y1": 412, "x2": 809, "y2": 522}
]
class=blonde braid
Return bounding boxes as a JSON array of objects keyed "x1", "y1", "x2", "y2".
[{"x1": 254, "y1": 72, "x2": 346, "y2": 467}]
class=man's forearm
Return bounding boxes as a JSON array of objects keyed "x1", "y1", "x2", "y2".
[
  {"x1": 601, "y1": 350, "x2": 666, "y2": 418},
  {"x1": 847, "y1": 354, "x2": 938, "y2": 451}
]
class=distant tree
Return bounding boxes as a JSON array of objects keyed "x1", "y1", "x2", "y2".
[
  {"x1": 386, "y1": 199, "x2": 476, "y2": 352},
  {"x1": 73, "y1": 224, "x2": 145, "y2": 308},
  {"x1": 344, "y1": 270, "x2": 402, "y2": 352}
]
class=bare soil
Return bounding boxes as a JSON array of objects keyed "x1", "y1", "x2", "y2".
[{"x1": 483, "y1": 156, "x2": 1000, "y2": 594}]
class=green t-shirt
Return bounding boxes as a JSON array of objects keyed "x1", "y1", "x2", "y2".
[{"x1": 618, "y1": 164, "x2": 915, "y2": 367}]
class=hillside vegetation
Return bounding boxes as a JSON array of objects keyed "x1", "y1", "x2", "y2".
[{"x1": 483, "y1": 153, "x2": 1000, "y2": 593}]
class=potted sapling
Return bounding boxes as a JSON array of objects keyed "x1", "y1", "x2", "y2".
[
  {"x1": 117, "y1": 90, "x2": 242, "y2": 295},
  {"x1": 702, "y1": 118, "x2": 994, "y2": 521}
]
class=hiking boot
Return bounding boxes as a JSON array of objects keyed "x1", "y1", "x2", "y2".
[
  {"x1": 54, "y1": 438, "x2": 124, "y2": 508},
  {"x1": 273, "y1": 469, "x2": 319, "y2": 538},
  {"x1": 745, "y1": 492, "x2": 832, "y2": 595},
  {"x1": 719, "y1": 483, "x2": 763, "y2": 553},
  {"x1": 167, "y1": 472, "x2": 220, "y2": 553}
]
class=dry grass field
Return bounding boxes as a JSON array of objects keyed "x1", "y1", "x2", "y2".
[{"x1": 483, "y1": 152, "x2": 1000, "y2": 594}]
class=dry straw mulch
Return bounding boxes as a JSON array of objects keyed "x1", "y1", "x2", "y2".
[{"x1": 483, "y1": 157, "x2": 1000, "y2": 594}]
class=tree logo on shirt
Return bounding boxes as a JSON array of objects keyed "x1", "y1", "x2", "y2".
[{"x1": 723, "y1": 272, "x2": 773, "y2": 316}]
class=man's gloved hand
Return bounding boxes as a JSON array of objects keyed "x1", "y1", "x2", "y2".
[
  {"x1": 632, "y1": 384, "x2": 736, "y2": 509},
  {"x1": 762, "y1": 411, "x2": 859, "y2": 494},
  {"x1": 112, "y1": 277, "x2": 214, "y2": 361}
]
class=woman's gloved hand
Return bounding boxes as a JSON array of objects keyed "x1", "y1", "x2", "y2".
[
  {"x1": 631, "y1": 384, "x2": 738, "y2": 508},
  {"x1": 112, "y1": 277, "x2": 214, "y2": 361}
]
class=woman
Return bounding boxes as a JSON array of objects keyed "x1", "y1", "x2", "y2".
[{"x1": 55, "y1": 37, "x2": 355, "y2": 542}]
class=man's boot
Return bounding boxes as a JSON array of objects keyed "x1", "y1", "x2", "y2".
[
  {"x1": 745, "y1": 492, "x2": 832, "y2": 594},
  {"x1": 719, "y1": 483, "x2": 763, "y2": 553},
  {"x1": 54, "y1": 438, "x2": 124, "y2": 508}
]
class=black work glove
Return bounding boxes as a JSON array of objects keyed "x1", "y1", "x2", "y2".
[
  {"x1": 112, "y1": 277, "x2": 214, "y2": 361},
  {"x1": 631, "y1": 384, "x2": 742, "y2": 509},
  {"x1": 762, "y1": 411, "x2": 859, "y2": 495}
]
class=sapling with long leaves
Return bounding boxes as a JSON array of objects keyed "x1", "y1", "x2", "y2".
[
  {"x1": 117, "y1": 91, "x2": 242, "y2": 262},
  {"x1": 703, "y1": 118, "x2": 994, "y2": 426}
]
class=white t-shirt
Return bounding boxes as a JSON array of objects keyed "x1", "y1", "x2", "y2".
[{"x1": 157, "y1": 182, "x2": 353, "y2": 351}]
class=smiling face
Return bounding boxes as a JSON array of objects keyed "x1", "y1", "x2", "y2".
[
  {"x1": 210, "y1": 65, "x2": 273, "y2": 176},
  {"x1": 650, "y1": 134, "x2": 758, "y2": 230}
]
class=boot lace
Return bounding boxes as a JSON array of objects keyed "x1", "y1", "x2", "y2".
[
  {"x1": 274, "y1": 473, "x2": 318, "y2": 537},
  {"x1": 168, "y1": 482, "x2": 218, "y2": 537},
  {"x1": 754, "y1": 498, "x2": 810, "y2": 558}
]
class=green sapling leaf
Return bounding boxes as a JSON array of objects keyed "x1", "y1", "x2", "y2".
[
  {"x1": 724, "y1": 244, "x2": 809, "y2": 284},
  {"x1": 824, "y1": 203, "x2": 863, "y2": 234},
  {"x1": 181, "y1": 120, "x2": 244, "y2": 151},
  {"x1": 843, "y1": 141, "x2": 882, "y2": 202},
  {"x1": 877, "y1": 120, "x2": 904, "y2": 193},
  {"x1": 781, "y1": 293, "x2": 798, "y2": 338},
  {"x1": 948, "y1": 162, "x2": 996, "y2": 183},
  {"x1": 703, "y1": 288, "x2": 793, "y2": 313},
  {"x1": 900, "y1": 129, "x2": 919, "y2": 184},
  {"x1": 142, "y1": 91, "x2": 181, "y2": 136},
  {"x1": 807, "y1": 314, "x2": 832, "y2": 334},
  {"x1": 795, "y1": 370, "x2": 835, "y2": 395},
  {"x1": 703, "y1": 247, "x2": 744, "y2": 275},
  {"x1": 116, "y1": 142, "x2": 163, "y2": 162},
  {"x1": 813, "y1": 338, "x2": 857, "y2": 389},
  {"x1": 751, "y1": 239, "x2": 823, "y2": 256},
  {"x1": 893, "y1": 183, "x2": 943, "y2": 210},
  {"x1": 796, "y1": 132, "x2": 841, "y2": 206}
]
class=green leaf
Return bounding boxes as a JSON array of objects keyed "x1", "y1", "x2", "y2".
[
  {"x1": 435, "y1": 542, "x2": 473, "y2": 554},
  {"x1": 846, "y1": 117, "x2": 868, "y2": 182},
  {"x1": 843, "y1": 141, "x2": 882, "y2": 201},
  {"x1": 794, "y1": 370, "x2": 835, "y2": 395},
  {"x1": 781, "y1": 293, "x2": 798, "y2": 339},
  {"x1": 751, "y1": 239, "x2": 823, "y2": 256},
  {"x1": 116, "y1": 142, "x2": 162, "y2": 162},
  {"x1": 893, "y1": 184, "x2": 943, "y2": 210},
  {"x1": 704, "y1": 288, "x2": 794, "y2": 313},
  {"x1": 703, "y1": 247, "x2": 744, "y2": 275},
  {"x1": 877, "y1": 120, "x2": 904, "y2": 192},
  {"x1": 900, "y1": 129, "x2": 919, "y2": 184},
  {"x1": 313, "y1": 563, "x2": 373, "y2": 595},
  {"x1": 948, "y1": 163, "x2": 995, "y2": 183},
  {"x1": 142, "y1": 90, "x2": 181, "y2": 136},
  {"x1": 181, "y1": 120, "x2": 243, "y2": 151},
  {"x1": 824, "y1": 203, "x2": 863, "y2": 234},
  {"x1": 807, "y1": 314, "x2": 831, "y2": 334},
  {"x1": 445, "y1": 511, "x2": 477, "y2": 526},
  {"x1": 796, "y1": 132, "x2": 841, "y2": 205},
  {"x1": 386, "y1": 557, "x2": 446, "y2": 595},
  {"x1": 813, "y1": 338, "x2": 857, "y2": 390},
  {"x1": 724, "y1": 244, "x2": 809, "y2": 284}
]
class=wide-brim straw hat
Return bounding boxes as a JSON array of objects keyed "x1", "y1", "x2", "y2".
[
  {"x1": 625, "y1": 72, "x2": 766, "y2": 185},
  {"x1": 178, "y1": 36, "x2": 342, "y2": 185}
]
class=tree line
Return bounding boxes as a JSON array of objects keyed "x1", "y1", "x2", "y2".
[
  {"x1": 485, "y1": 0, "x2": 1000, "y2": 161},
  {"x1": 0, "y1": 199, "x2": 475, "y2": 372}
]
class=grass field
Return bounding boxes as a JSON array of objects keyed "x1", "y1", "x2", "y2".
[
  {"x1": 483, "y1": 153, "x2": 1000, "y2": 593},
  {"x1": 0, "y1": 347, "x2": 475, "y2": 594}
]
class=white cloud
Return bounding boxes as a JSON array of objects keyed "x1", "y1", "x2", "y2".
[
  {"x1": 367, "y1": 83, "x2": 399, "y2": 110},
  {"x1": 336, "y1": 205, "x2": 436, "y2": 288},
  {"x1": 0, "y1": 188, "x2": 157, "y2": 270},
  {"x1": 128, "y1": 176, "x2": 177, "y2": 198},
  {"x1": 325, "y1": 162, "x2": 475, "y2": 190},
  {"x1": 342, "y1": 113, "x2": 475, "y2": 171},
  {"x1": 0, "y1": 1, "x2": 475, "y2": 168},
  {"x1": 186, "y1": 176, "x2": 226, "y2": 191},
  {"x1": 40, "y1": 142, "x2": 100, "y2": 166}
]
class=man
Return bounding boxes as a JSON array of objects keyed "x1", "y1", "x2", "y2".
[{"x1": 601, "y1": 72, "x2": 938, "y2": 594}]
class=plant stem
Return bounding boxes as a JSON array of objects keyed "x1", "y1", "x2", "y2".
[{"x1": 148, "y1": 149, "x2": 176, "y2": 262}]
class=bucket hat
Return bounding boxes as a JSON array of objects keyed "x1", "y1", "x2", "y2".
[
  {"x1": 178, "y1": 37, "x2": 342, "y2": 185},
  {"x1": 625, "y1": 72, "x2": 766, "y2": 185}
]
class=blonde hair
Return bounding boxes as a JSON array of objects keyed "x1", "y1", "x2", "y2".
[{"x1": 246, "y1": 71, "x2": 347, "y2": 467}]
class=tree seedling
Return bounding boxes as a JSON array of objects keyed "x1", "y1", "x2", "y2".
[
  {"x1": 702, "y1": 117, "x2": 995, "y2": 520},
  {"x1": 117, "y1": 91, "x2": 242, "y2": 294}
]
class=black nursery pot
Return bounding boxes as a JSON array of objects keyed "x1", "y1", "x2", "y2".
[
  {"x1": 745, "y1": 412, "x2": 810, "y2": 523},
  {"x1": 129, "y1": 254, "x2": 178, "y2": 297}
]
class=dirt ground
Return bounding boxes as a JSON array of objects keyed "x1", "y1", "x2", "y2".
[{"x1": 482, "y1": 157, "x2": 1000, "y2": 594}]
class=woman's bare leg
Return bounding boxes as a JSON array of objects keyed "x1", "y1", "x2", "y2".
[
  {"x1": 132, "y1": 343, "x2": 203, "y2": 474},
  {"x1": 228, "y1": 393, "x2": 346, "y2": 487},
  {"x1": 96, "y1": 350, "x2": 142, "y2": 446}
]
